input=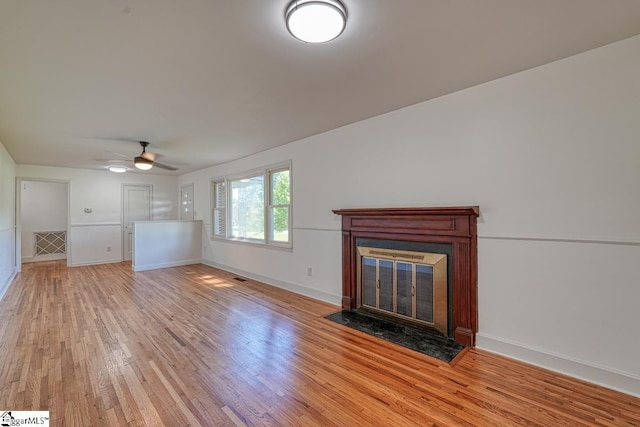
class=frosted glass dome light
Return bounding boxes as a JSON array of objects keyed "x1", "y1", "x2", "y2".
[
  {"x1": 286, "y1": 0, "x2": 347, "y2": 43},
  {"x1": 108, "y1": 165, "x2": 127, "y2": 173}
]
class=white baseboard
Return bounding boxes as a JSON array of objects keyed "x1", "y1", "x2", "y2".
[
  {"x1": 0, "y1": 271, "x2": 17, "y2": 302},
  {"x1": 476, "y1": 332, "x2": 640, "y2": 398},
  {"x1": 69, "y1": 259, "x2": 123, "y2": 267},
  {"x1": 133, "y1": 258, "x2": 203, "y2": 272},
  {"x1": 202, "y1": 259, "x2": 342, "y2": 306},
  {"x1": 23, "y1": 253, "x2": 67, "y2": 263}
]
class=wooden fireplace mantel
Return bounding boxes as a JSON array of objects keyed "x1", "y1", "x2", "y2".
[{"x1": 332, "y1": 206, "x2": 479, "y2": 346}]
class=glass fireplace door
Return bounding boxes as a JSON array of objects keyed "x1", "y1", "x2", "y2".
[{"x1": 361, "y1": 256, "x2": 435, "y2": 325}]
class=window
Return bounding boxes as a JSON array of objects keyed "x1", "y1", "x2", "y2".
[
  {"x1": 230, "y1": 174, "x2": 264, "y2": 240},
  {"x1": 269, "y1": 168, "x2": 290, "y2": 243},
  {"x1": 212, "y1": 180, "x2": 226, "y2": 238},
  {"x1": 211, "y1": 163, "x2": 291, "y2": 247}
]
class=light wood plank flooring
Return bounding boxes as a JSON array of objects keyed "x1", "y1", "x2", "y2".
[{"x1": 0, "y1": 261, "x2": 638, "y2": 426}]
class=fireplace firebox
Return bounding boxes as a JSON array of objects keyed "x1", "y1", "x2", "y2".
[
  {"x1": 333, "y1": 206, "x2": 479, "y2": 346},
  {"x1": 358, "y1": 246, "x2": 448, "y2": 335}
]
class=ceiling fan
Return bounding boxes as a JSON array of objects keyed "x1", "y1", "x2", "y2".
[
  {"x1": 96, "y1": 140, "x2": 179, "y2": 171},
  {"x1": 133, "y1": 141, "x2": 178, "y2": 171}
]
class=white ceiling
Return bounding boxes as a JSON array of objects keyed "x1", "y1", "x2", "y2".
[{"x1": 2, "y1": 0, "x2": 640, "y2": 175}]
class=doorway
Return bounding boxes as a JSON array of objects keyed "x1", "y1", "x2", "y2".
[
  {"x1": 17, "y1": 179, "x2": 69, "y2": 268},
  {"x1": 122, "y1": 185, "x2": 152, "y2": 261}
]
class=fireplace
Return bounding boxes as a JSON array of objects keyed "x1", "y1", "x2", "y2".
[
  {"x1": 357, "y1": 246, "x2": 449, "y2": 335},
  {"x1": 333, "y1": 206, "x2": 479, "y2": 346}
]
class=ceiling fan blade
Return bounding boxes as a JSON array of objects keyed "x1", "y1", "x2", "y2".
[
  {"x1": 84, "y1": 136, "x2": 140, "y2": 142},
  {"x1": 153, "y1": 162, "x2": 179, "y2": 171},
  {"x1": 94, "y1": 158, "x2": 131, "y2": 163},
  {"x1": 97, "y1": 150, "x2": 131, "y2": 160}
]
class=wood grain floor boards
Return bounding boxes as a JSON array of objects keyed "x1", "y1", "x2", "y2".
[{"x1": 0, "y1": 260, "x2": 638, "y2": 426}]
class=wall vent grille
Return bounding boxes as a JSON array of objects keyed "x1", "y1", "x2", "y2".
[{"x1": 34, "y1": 231, "x2": 67, "y2": 256}]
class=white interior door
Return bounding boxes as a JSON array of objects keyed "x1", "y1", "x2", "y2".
[
  {"x1": 180, "y1": 183, "x2": 194, "y2": 220},
  {"x1": 123, "y1": 185, "x2": 151, "y2": 261}
]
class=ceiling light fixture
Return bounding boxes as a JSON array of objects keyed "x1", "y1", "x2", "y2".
[
  {"x1": 286, "y1": 0, "x2": 347, "y2": 43},
  {"x1": 108, "y1": 165, "x2": 127, "y2": 173},
  {"x1": 134, "y1": 156, "x2": 153, "y2": 170}
]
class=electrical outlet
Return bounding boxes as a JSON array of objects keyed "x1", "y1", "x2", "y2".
[
  {"x1": 106, "y1": 246, "x2": 111, "y2": 252},
  {"x1": 307, "y1": 267, "x2": 312, "y2": 276}
]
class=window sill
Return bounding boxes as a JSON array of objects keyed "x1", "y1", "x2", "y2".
[{"x1": 211, "y1": 236, "x2": 293, "y2": 252}]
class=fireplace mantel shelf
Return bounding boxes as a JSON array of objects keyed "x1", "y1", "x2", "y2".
[
  {"x1": 333, "y1": 206, "x2": 479, "y2": 346},
  {"x1": 332, "y1": 206, "x2": 480, "y2": 217}
]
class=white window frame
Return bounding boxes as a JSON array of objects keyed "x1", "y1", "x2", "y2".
[
  {"x1": 267, "y1": 166, "x2": 291, "y2": 246},
  {"x1": 229, "y1": 171, "x2": 265, "y2": 242},
  {"x1": 210, "y1": 161, "x2": 292, "y2": 249},
  {"x1": 211, "y1": 180, "x2": 226, "y2": 238}
]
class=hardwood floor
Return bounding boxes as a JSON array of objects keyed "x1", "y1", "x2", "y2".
[{"x1": 1, "y1": 261, "x2": 638, "y2": 426}]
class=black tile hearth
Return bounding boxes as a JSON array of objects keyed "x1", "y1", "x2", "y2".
[{"x1": 325, "y1": 310, "x2": 465, "y2": 363}]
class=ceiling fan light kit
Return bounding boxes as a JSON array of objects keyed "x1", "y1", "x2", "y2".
[
  {"x1": 134, "y1": 156, "x2": 154, "y2": 170},
  {"x1": 286, "y1": 0, "x2": 347, "y2": 43},
  {"x1": 134, "y1": 141, "x2": 154, "y2": 170}
]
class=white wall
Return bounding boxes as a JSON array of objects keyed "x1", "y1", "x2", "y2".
[
  {"x1": 133, "y1": 220, "x2": 202, "y2": 271},
  {"x1": 17, "y1": 165, "x2": 179, "y2": 266},
  {"x1": 20, "y1": 180, "x2": 68, "y2": 262},
  {"x1": 179, "y1": 35, "x2": 640, "y2": 396},
  {"x1": 0, "y1": 141, "x2": 16, "y2": 300}
]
